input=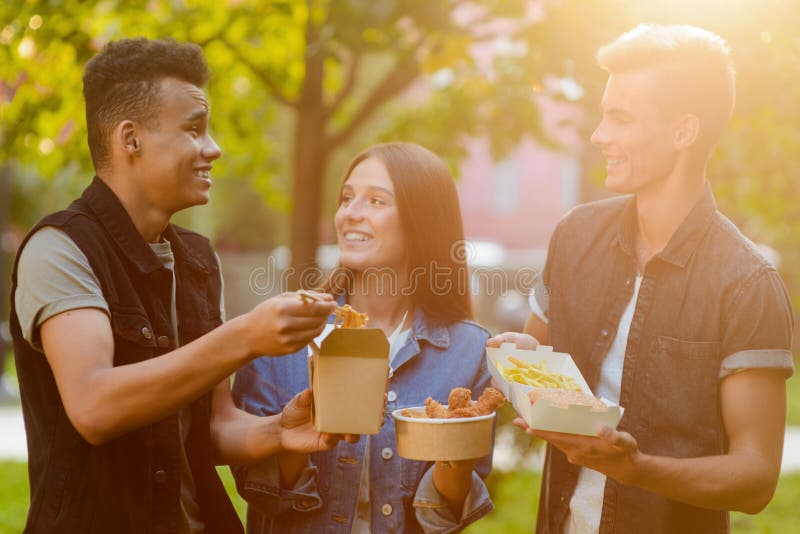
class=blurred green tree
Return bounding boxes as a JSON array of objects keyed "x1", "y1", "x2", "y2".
[{"x1": 0, "y1": 0, "x2": 562, "y2": 284}]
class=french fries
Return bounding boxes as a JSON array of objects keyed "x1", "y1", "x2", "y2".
[{"x1": 496, "y1": 356, "x2": 582, "y2": 391}]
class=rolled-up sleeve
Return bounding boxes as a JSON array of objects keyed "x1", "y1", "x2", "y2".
[
  {"x1": 412, "y1": 465, "x2": 493, "y2": 533},
  {"x1": 232, "y1": 358, "x2": 323, "y2": 517},
  {"x1": 720, "y1": 268, "x2": 795, "y2": 379},
  {"x1": 233, "y1": 457, "x2": 322, "y2": 517}
]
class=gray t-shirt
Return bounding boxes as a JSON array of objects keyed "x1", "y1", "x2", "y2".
[{"x1": 15, "y1": 226, "x2": 225, "y2": 534}]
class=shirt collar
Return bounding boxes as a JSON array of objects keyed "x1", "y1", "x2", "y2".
[
  {"x1": 333, "y1": 294, "x2": 449, "y2": 349},
  {"x1": 82, "y1": 176, "x2": 210, "y2": 274},
  {"x1": 410, "y1": 307, "x2": 450, "y2": 349},
  {"x1": 613, "y1": 182, "x2": 717, "y2": 269}
]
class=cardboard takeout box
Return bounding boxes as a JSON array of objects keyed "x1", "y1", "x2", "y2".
[
  {"x1": 392, "y1": 405, "x2": 495, "y2": 461},
  {"x1": 486, "y1": 343, "x2": 623, "y2": 436},
  {"x1": 308, "y1": 325, "x2": 390, "y2": 435}
]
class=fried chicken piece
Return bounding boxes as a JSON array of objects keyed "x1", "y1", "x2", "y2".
[
  {"x1": 400, "y1": 408, "x2": 428, "y2": 418},
  {"x1": 424, "y1": 397, "x2": 450, "y2": 419},
  {"x1": 449, "y1": 387, "x2": 505, "y2": 418},
  {"x1": 333, "y1": 304, "x2": 369, "y2": 328},
  {"x1": 447, "y1": 387, "x2": 472, "y2": 412},
  {"x1": 475, "y1": 387, "x2": 505, "y2": 412}
]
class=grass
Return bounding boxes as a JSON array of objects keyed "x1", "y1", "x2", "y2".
[
  {"x1": 0, "y1": 462, "x2": 27, "y2": 534},
  {"x1": 2, "y1": 462, "x2": 800, "y2": 533}
]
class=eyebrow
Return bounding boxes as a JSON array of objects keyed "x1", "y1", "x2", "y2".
[
  {"x1": 604, "y1": 107, "x2": 635, "y2": 118},
  {"x1": 185, "y1": 108, "x2": 209, "y2": 122},
  {"x1": 342, "y1": 184, "x2": 395, "y2": 197}
]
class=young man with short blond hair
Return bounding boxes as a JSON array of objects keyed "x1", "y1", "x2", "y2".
[{"x1": 492, "y1": 24, "x2": 793, "y2": 533}]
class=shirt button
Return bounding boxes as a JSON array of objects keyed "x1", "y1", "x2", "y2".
[
  {"x1": 154, "y1": 469, "x2": 167, "y2": 483},
  {"x1": 387, "y1": 390, "x2": 397, "y2": 402},
  {"x1": 381, "y1": 503, "x2": 393, "y2": 516},
  {"x1": 601, "y1": 329, "x2": 609, "y2": 337},
  {"x1": 381, "y1": 447, "x2": 393, "y2": 460},
  {"x1": 625, "y1": 278, "x2": 632, "y2": 286},
  {"x1": 141, "y1": 327, "x2": 153, "y2": 340},
  {"x1": 157, "y1": 335, "x2": 171, "y2": 348}
]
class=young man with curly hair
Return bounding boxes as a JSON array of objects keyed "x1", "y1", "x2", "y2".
[{"x1": 11, "y1": 38, "x2": 352, "y2": 533}]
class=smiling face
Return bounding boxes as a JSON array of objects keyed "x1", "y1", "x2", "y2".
[
  {"x1": 334, "y1": 157, "x2": 407, "y2": 275},
  {"x1": 590, "y1": 68, "x2": 679, "y2": 195},
  {"x1": 134, "y1": 77, "x2": 221, "y2": 213}
]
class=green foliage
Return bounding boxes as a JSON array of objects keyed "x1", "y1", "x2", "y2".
[
  {"x1": 216, "y1": 465, "x2": 247, "y2": 523},
  {"x1": 465, "y1": 469, "x2": 541, "y2": 533},
  {"x1": 0, "y1": 461, "x2": 28, "y2": 533},
  {"x1": 0, "y1": 0, "x2": 551, "y2": 255}
]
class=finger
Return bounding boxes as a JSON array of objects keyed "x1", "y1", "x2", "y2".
[
  {"x1": 486, "y1": 337, "x2": 502, "y2": 348},
  {"x1": 343, "y1": 434, "x2": 360, "y2": 444},
  {"x1": 285, "y1": 326, "x2": 333, "y2": 347},
  {"x1": 321, "y1": 433, "x2": 344, "y2": 449},
  {"x1": 280, "y1": 315, "x2": 331, "y2": 332},
  {"x1": 598, "y1": 426, "x2": 638, "y2": 453},
  {"x1": 291, "y1": 389, "x2": 313, "y2": 409},
  {"x1": 511, "y1": 417, "x2": 531, "y2": 431},
  {"x1": 290, "y1": 300, "x2": 338, "y2": 318},
  {"x1": 296, "y1": 290, "x2": 335, "y2": 302},
  {"x1": 487, "y1": 332, "x2": 538, "y2": 349},
  {"x1": 486, "y1": 333, "x2": 515, "y2": 347},
  {"x1": 314, "y1": 292, "x2": 335, "y2": 302}
]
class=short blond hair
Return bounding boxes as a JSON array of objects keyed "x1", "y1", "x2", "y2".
[{"x1": 598, "y1": 24, "x2": 736, "y2": 156}]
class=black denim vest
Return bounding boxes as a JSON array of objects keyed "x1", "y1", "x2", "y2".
[
  {"x1": 10, "y1": 177, "x2": 242, "y2": 533},
  {"x1": 536, "y1": 186, "x2": 793, "y2": 534}
]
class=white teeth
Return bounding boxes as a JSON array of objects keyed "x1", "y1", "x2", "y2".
[
  {"x1": 194, "y1": 170, "x2": 210, "y2": 179},
  {"x1": 607, "y1": 158, "x2": 624, "y2": 165},
  {"x1": 345, "y1": 232, "x2": 370, "y2": 242}
]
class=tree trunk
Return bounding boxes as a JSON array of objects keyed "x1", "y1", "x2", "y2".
[{"x1": 288, "y1": 11, "x2": 327, "y2": 290}]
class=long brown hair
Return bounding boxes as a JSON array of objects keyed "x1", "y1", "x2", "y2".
[{"x1": 326, "y1": 142, "x2": 472, "y2": 323}]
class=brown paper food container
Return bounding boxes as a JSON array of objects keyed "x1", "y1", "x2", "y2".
[
  {"x1": 392, "y1": 406, "x2": 495, "y2": 461},
  {"x1": 308, "y1": 327, "x2": 389, "y2": 435}
]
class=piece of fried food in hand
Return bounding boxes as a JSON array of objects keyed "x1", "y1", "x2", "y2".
[
  {"x1": 447, "y1": 387, "x2": 472, "y2": 412},
  {"x1": 333, "y1": 304, "x2": 369, "y2": 328},
  {"x1": 425, "y1": 397, "x2": 450, "y2": 419},
  {"x1": 449, "y1": 387, "x2": 505, "y2": 418}
]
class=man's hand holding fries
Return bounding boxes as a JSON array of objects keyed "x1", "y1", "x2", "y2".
[{"x1": 513, "y1": 419, "x2": 642, "y2": 485}]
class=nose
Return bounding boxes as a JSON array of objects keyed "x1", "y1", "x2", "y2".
[
  {"x1": 202, "y1": 133, "x2": 222, "y2": 162},
  {"x1": 590, "y1": 120, "x2": 609, "y2": 148},
  {"x1": 339, "y1": 197, "x2": 365, "y2": 221}
]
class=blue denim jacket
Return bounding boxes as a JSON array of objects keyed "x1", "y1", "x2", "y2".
[{"x1": 232, "y1": 307, "x2": 494, "y2": 533}]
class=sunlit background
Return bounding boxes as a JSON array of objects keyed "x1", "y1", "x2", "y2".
[{"x1": 1, "y1": 0, "x2": 799, "y2": 531}]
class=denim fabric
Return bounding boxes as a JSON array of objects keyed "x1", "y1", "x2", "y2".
[
  {"x1": 533, "y1": 185, "x2": 795, "y2": 534},
  {"x1": 232, "y1": 306, "x2": 494, "y2": 533}
]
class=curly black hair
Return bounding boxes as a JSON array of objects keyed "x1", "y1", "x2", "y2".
[{"x1": 82, "y1": 38, "x2": 210, "y2": 171}]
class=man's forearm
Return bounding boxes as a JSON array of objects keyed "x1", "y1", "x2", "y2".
[
  {"x1": 52, "y1": 314, "x2": 252, "y2": 445},
  {"x1": 211, "y1": 406, "x2": 285, "y2": 465},
  {"x1": 629, "y1": 450, "x2": 779, "y2": 514}
]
